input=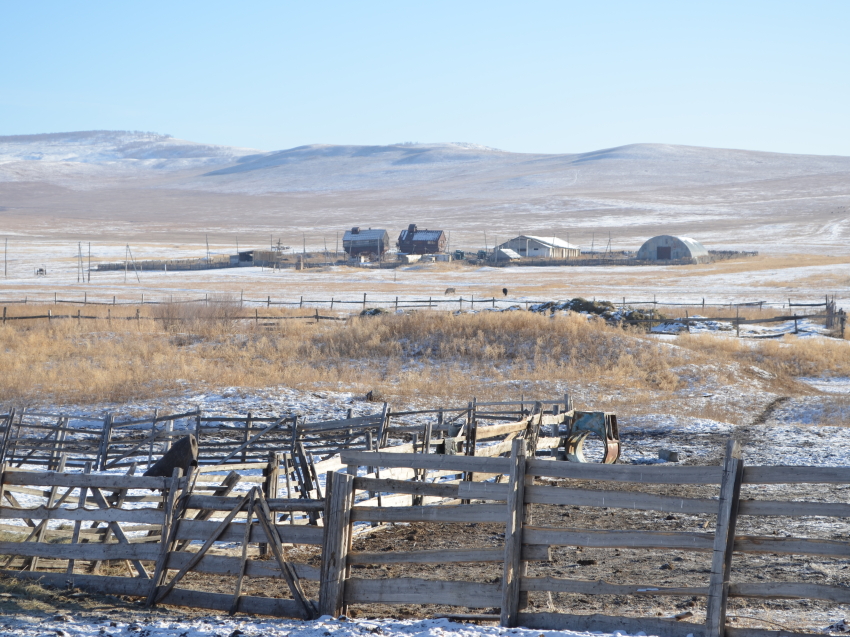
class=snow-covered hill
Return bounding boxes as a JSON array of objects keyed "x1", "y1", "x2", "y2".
[
  {"x1": 3, "y1": 131, "x2": 850, "y2": 195},
  {"x1": 1, "y1": 131, "x2": 849, "y2": 254}
]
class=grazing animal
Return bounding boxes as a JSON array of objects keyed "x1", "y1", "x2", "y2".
[
  {"x1": 445, "y1": 287, "x2": 456, "y2": 295},
  {"x1": 502, "y1": 288, "x2": 508, "y2": 297},
  {"x1": 143, "y1": 435, "x2": 198, "y2": 477}
]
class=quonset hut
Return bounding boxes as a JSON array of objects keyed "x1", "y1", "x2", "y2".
[{"x1": 636, "y1": 235, "x2": 710, "y2": 263}]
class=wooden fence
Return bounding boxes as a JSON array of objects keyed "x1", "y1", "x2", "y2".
[
  {"x1": 330, "y1": 439, "x2": 850, "y2": 637},
  {"x1": 1, "y1": 431, "x2": 847, "y2": 636}
]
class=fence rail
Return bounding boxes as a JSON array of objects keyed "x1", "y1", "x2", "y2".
[{"x1": 0, "y1": 432, "x2": 846, "y2": 636}]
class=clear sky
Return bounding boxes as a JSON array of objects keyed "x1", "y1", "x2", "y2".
[{"x1": 1, "y1": 1, "x2": 848, "y2": 156}]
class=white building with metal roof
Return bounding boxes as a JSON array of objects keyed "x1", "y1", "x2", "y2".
[{"x1": 496, "y1": 235, "x2": 580, "y2": 259}]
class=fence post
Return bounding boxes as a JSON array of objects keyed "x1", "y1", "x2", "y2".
[
  {"x1": 705, "y1": 439, "x2": 744, "y2": 637},
  {"x1": 363, "y1": 293, "x2": 366, "y2": 310},
  {"x1": 97, "y1": 413, "x2": 114, "y2": 470},
  {"x1": 261, "y1": 451, "x2": 282, "y2": 556},
  {"x1": 501, "y1": 438, "x2": 527, "y2": 627},
  {"x1": 319, "y1": 471, "x2": 355, "y2": 617}
]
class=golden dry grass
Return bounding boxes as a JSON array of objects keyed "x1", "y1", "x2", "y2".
[{"x1": 1, "y1": 303, "x2": 847, "y2": 413}]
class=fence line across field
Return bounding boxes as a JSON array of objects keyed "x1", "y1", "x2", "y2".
[{"x1": 0, "y1": 291, "x2": 840, "y2": 310}]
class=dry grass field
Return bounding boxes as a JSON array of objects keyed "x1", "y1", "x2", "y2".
[{"x1": 2, "y1": 302, "x2": 848, "y2": 425}]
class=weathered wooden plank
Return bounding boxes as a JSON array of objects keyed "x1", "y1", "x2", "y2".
[
  {"x1": 743, "y1": 466, "x2": 850, "y2": 484},
  {"x1": 525, "y1": 460, "x2": 723, "y2": 484},
  {"x1": 522, "y1": 527, "x2": 715, "y2": 551},
  {"x1": 318, "y1": 471, "x2": 355, "y2": 617},
  {"x1": 348, "y1": 545, "x2": 550, "y2": 565},
  {"x1": 353, "y1": 476, "x2": 459, "y2": 498},
  {"x1": 459, "y1": 482, "x2": 718, "y2": 513},
  {"x1": 733, "y1": 535, "x2": 850, "y2": 558},
  {"x1": 738, "y1": 499, "x2": 850, "y2": 517},
  {"x1": 0, "y1": 541, "x2": 160, "y2": 561},
  {"x1": 501, "y1": 438, "x2": 527, "y2": 627},
  {"x1": 344, "y1": 577, "x2": 500, "y2": 607},
  {"x1": 164, "y1": 551, "x2": 320, "y2": 580},
  {"x1": 517, "y1": 612, "x2": 705, "y2": 637},
  {"x1": 183, "y1": 495, "x2": 324, "y2": 512},
  {"x1": 521, "y1": 576, "x2": 708, "y2": 596},
  {"x1": 174, "y1": 519, "x2": 324, "y2": 545},
  {"x1": 475, "y1": 422, "x2": 529, "y2": 440},
  {"x1": 706, "y1": 439, "x2": 744, "y2": 637},
  {"x1": 341, "y1": 450, "x2": 511, "y2": 474},
  {"x1": 0, "y1": 505, "x2": 164, "y2": 524},
  {"x1": 2, "y1": 471, "x2": 178, "y2": 490},
  {"x1": 730, "y1": 582, "x2": 850, "y2": 602},
  {"x1": 350, "y1": 503, "x2": 505, "y2": 523}
]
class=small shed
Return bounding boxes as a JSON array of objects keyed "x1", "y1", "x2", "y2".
[
  {"x1": 342, "y1": 227, "x2": 390, "y2": 258},
  {"x1": 636, "y1": 235, "x2": 710, "y2": 263},
  {"x1": 397, "y1": 224, "x2": 447, "y2": 254},
  {"x1": 497, "y1": 235, "x2": 580, "y2": 259},
  {"x1": 491, "y1": 248, "x2": 521, "y2": 263}
]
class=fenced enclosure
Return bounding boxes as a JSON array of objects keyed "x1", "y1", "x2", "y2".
[{"x1": 0, "y1": 400, "x2": 847, "y2": 637}]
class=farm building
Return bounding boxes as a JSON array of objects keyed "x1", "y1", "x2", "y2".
[
  {"x1": 636, "y1": 235, "x2": 710, "y2": 263},
  {"x1": 496, "y1": 235, "x2": 580, "y2": 258},
  {"x1": 397, "y1": 224, "x2": 447, "y2": 254},
  {"x1": 490, "y1": 247, "x2": 521, "y2": 263},
  {"x1": 342, "y1": 227, "x2": 390, "y2": 258}
]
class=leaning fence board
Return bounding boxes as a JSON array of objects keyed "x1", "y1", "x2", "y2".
[
  {"x1": 344, "y1": 577, "x2": 501, "y2": 607},
  {"x1": 738, "y1": 499, "x2": 850, "y2": 517},
  {"x1": 521, "y1": 576, "x2": 707, "y2": 596},
  {"x1": 733, "y1": 535, "x2": 850, "y2": 558},
  {"x1": 350, "y1": 503, "x2": 505, "y2": 523},
  {"x1": 341, "y1": 450, "x2": 511, "y2": 474},
  {"x1": 348, "y1": 545, "x2": 551, "y2": 565},
  {"x1": 730, "y1": 582, "x2": 850, "y2": 603},
  {"x1": 525, "y1": 460, "x2": 723, "y2": 484},
  {"x1": 0, "y1": 506, "x2": 163, "y2": 524},
  {"x1": 517, "y1": 612, "x2": 705, "y2": 637},
  {"x1": 0, "y1": 541, "x2": 160, "y2": 561},
  {"x1": 522, "y1": 527, "x2": 715, "y2": 551},
  {"x1": 175, "y1": 519, "x2": 324, "y2": 545},
  {"x1": 743, "y1": 466, "x2": 850, "y2": 484},
  {"x1": 2, "y1": 471, "x2": 179, "y2": 490}
]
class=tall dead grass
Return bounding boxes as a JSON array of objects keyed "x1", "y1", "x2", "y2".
[
  {"x1": 675, "y1": 332, "x2": 850, "y2": 379},
  {"x1": 2, "y1": 303, "x2": 847, "y2": 409},
  {"x1": 0, "y1": 305, "x2": 681, "y2": 405}
]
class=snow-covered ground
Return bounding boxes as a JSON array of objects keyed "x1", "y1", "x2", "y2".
[{"x1": 0, "y1": 614, "x2": 678, "y2": 637}]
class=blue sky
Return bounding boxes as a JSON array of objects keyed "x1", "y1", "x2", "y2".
[{"x1": 1, "y1": 1, "x2": 848, "y2": 155}]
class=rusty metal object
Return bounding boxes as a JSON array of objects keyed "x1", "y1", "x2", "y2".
[{"x1": 563, "y1": 411, "x2": 620, "y2": 464}]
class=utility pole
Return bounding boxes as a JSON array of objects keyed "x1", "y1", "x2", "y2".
[
  {"x1": 206, "y1": 234, "x2": 210, "y2": 262},
  {"x1": 303, "y1": 233, "x2": 306, "y2": 256},
  {"x1": 4, "y1": 237, "x2": 6, "y2": 278},
  {"x1": 88, "y1": 242, "x2": 91, "y2": 282},
  {"x1": 77, "y1": 242, "x2": 82, "y2": 283},
  {"x1": 236, "y1": 235, "x2": 239, "y2": 253},
  {"x1": 124, "y1": 245, "x2": 128, "y2": 283}
]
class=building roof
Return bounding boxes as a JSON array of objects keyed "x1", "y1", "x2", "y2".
[
  {"x1": 676, "y1": 236, "x2": 709, "y2": 257},
  {"x1": 495, "y1": 248, "x2": 521, "y2": 259},
  {"x1": 506, "y1": 235, "x2": 580, "y2": 250},
  {"x1": 343, "y1": 228, "x2": 387, "y2": 242},
  {"x1": 399, "y1": 229, "x2": 444, "y2": 242}
]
